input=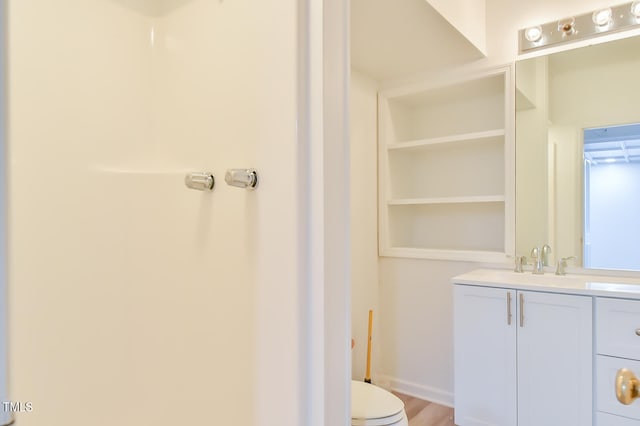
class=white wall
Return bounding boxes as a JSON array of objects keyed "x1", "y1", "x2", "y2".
[
  {"x1": 8, "y1": 0, "x2": 311, "y2": 425},
  {"x1": 426, "y1": 0, "x2": 486, "y2": 55},
  {"x1": 381, "y1": 0, "x2": 619, "y2": 90},
  {"x1": 350, "y1": 70, "x2": 379, "y2": 381},
  {"x1": 378, "y1": 258, "x2": 477, "y2": 405},
  {"x1": 363, "y1": 0, "x2": 626, "y2": 406}
]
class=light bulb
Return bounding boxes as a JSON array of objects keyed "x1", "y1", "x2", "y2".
[
  {"x1": 524, "y1": 26, "x2": 543, "y2": 42},
  {"x1": 592, "y1": 8, "x2": 612, "y2": 26},
  {"x1": 631, "y1": 1, "x2": 640, "y2": 19}
]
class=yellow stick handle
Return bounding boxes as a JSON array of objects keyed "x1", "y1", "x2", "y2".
[{"x1": 365, "y1": 309, "x2": 373, "y2": 383}]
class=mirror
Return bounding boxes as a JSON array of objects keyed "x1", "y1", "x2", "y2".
[{"x1": 515, "y1": 35, "x2": 640, "y2": 271}]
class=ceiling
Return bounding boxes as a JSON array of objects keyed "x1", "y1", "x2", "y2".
[
  {"x1": 350, "y1": 0, "x2": 486, "y2": 82},
  {"x1": 584, "y1": 123, "x2": 640, "y2": 164}
]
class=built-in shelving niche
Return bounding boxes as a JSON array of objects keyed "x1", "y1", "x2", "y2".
[{"x1": 378, "y1": 68, "x2": 514, "y2": 262}]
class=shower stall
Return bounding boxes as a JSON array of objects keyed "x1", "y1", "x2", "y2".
[{"x1": 3, "y1": 1, "x2": 349, "y2": 425}]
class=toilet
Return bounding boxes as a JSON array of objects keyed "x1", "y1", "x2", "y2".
[{"x1": 351, "y1": 380, "x2": 408, "y2": 426}]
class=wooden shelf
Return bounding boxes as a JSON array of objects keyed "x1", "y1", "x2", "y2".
[
  {"x1": 387, "y1": 129, "x2": 505, "y2": 151},
  {"x1": 388, "y1": 195, "x2": 505, "y2": 206}
]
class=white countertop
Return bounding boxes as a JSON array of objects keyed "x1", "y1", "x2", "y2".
[{"x1": 452, "y1": 268, "x2": 640, "y2": 299}]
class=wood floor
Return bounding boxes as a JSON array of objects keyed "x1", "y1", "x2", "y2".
[{"x1": 391, "y1": 391, "x2": 455, "y2": 426}]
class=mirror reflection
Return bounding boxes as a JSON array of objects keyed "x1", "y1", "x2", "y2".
[
  {"x1": 516, "y1": 35, "x2": 640, "y2": 271},
  {"x1": 584, "y1": 123, "x2": 640, "y2": 270}
]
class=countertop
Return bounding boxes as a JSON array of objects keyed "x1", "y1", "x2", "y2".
[{"x1": 452, "y1": 268, "x2": 640, "y2": 299}]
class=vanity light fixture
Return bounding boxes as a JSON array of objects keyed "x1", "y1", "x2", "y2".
[
  {"x1": 592, "y1": 7, "x2": 613, "y2": 27},
  {"x1": 519, "y1": 1, "x2": 640, "y2": 53}
]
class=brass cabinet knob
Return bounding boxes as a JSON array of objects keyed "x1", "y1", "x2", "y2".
[{"x1": 616, "y1": 368, "x2": 640, "y2": 405}]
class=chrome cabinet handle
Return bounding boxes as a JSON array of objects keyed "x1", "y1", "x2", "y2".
[
  {"x1": 185, "y1": 172, "x2": 215, "y2": 191},
  {"x1": 616, "y1": 368, "x2": 640, "y2": 405},
  {"x1": 507, "y1": 292, "x2": 512, "y2": 325},
  {"x1": 635, "y1": 328, "x2": 640, "y2": 337},
  {"x1": 519, "y1": 293, "x2": 524, "y2": 327},
  {"x1": 225, "y1": 169, "x2": 258, "y2": 189}
]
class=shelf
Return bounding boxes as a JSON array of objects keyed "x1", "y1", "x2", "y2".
[
  {"x1": 388, "y1": 195, "x2": 505, "y2": 205},
  {"x1": 387, "y1": 129, "x2": 505, "y2": 151},
  {"x1": 380, "y1": 247, "x2": 508, "y2": 263}
]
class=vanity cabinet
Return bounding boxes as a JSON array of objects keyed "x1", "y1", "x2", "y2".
[
  {"x1": 378, "y1": 67, "x2": 514, "y2": 262},
  {"x1": 454, "y1": 284, "x2": 593, "y2": 426}
]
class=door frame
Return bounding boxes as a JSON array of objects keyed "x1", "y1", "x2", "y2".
[{"x1": 302, "y1": 0, "x2": 351, "y2": 424}]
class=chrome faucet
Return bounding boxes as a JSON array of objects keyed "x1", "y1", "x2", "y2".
[
  {"x1": 513, "y1": 255, "x2": 526, "y2": 273},
  {"x1": 541, "y1": 244, "x2": 552, "y2": 267},
  {"x1": 531, "y1": 247, "x2": 544, "y2": 274},
  {"x1": 555, "y1": 256, "x2": 576, "y2": 275}
]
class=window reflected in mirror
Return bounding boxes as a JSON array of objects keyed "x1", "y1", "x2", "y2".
[{"x1": 584, "y1": 123, "x2": 640, "y2": 270}]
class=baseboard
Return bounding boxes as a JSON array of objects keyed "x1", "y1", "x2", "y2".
[{"x1": 375, "y1": 374, "x2": 454, "y2": 408}]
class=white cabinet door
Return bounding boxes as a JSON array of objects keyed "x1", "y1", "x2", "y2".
[
  {"x1": 454, "y1": 285, "x2": 517, "y2": 426},
  {"x1": 517, "y1": 290, "x2": 593, "y2": 426}
]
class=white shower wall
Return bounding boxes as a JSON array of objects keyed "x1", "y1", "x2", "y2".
[{"x1": 8, "y1": 1, "x2": 308, "y2": 425}]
